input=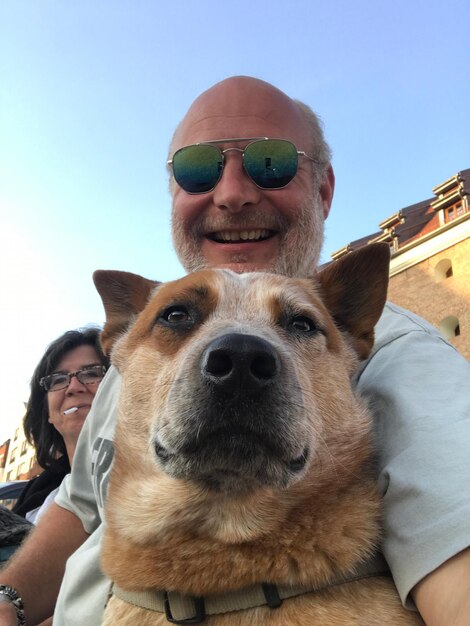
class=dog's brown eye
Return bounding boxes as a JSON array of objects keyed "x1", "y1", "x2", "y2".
[
  {"x1": 162, "y1": 306, "x2": 190, "y2": 323},
  {"x1": 289, "y1": 316, "x2": 317, "y2": 333}
]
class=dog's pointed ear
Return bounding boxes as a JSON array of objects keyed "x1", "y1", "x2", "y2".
[
  {"x1": 93, "y1": 270, "x2": 160, "y2": 355},
  {"x1": 316, "y1": 243, "x2": 390, "y2": 359}
]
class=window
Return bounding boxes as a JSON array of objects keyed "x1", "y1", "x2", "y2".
[
  {"x1": 434, "y1": 258, "x2": 453, "y2": 282},
  {"x1": 439, "y1": 316, "x2": 461, "y2": 340},
  {"x1": 444, "y1": 201, "x2": 465, "y2": 223}
]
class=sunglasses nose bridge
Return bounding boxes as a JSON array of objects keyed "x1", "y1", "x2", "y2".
[
  {"x1": 217, "y1": 147, "x2": 248, "y2": 182},
  {"x1": 220, "y1": 146, "x2": 244, "y2": 156},
  {"x1": 212, "y1": 152, "x2": 263, "y2": 208},
  {"x1": 220, "y1": 146, "x2": 244, "y2": 172},
  {"x1": 220, "y1": 146, "x2": 262, "y2": 189}
]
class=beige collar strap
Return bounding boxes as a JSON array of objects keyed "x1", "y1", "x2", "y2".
[{"x1": 112, "y1": 552, "x2": 390, "y2": 624}]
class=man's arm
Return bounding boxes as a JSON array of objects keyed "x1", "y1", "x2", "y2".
[
  {"x1": 0, "y1": 502, "x2": 88, "y2": 625},
  {"x1": 412, "y1": 547, "x2": 470, "y2": 626}
]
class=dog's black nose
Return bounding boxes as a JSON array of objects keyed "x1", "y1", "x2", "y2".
[{"x1": 201, "y1": 333, "x2": 280, "y2": 395}]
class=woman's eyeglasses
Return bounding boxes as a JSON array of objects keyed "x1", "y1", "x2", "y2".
[
  {"x1": 40, "y1": 365, "x2": 107, "y2": 392},
  {"x1": 167, "y1": 137, "x2": 319, "y2": 194}
]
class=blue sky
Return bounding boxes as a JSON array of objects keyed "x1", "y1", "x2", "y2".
[{"x1": 1, "y1": 0, "x2": 469, "y2": 443}]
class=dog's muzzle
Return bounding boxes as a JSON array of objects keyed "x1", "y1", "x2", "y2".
[{"x1": 153, "y1": 332, "x2": 310, "y2": 493}]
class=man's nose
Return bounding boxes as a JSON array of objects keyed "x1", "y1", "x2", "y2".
[{"x1": 212, "y1": 152, "x2": 261, "y2": 212}]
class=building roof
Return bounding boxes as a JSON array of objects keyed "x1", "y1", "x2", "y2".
[{"x1": 331, "y1": 168, "x2": 470, "y2": 259}]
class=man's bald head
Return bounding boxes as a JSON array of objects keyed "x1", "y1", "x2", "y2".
[{"x1": 169, "y1": 76, "x2": 335, "y2": 277}]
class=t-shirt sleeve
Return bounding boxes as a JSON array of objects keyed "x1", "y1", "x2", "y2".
[
  {"x1": 55, "y1": 367, "x2": 120, "y2": 535},
  {"x1": 357, "y1": 303, "x2": 470, "y2": 607}
]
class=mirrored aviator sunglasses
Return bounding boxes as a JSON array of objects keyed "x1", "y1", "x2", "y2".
[{"x1": 169, "y1": 138, "x2": 314, "y2": 194}]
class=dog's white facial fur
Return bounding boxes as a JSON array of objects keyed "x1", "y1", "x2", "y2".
[{"x1": 94, "y1": 244, "x2": 390, "y2": 546}]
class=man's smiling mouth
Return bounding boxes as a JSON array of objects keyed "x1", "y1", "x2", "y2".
[{"x1": 210, "y1": 229, "x2": 274, "y2": 243}]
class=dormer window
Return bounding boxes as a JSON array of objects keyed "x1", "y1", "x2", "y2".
[{"x1": 444, "y1": 201, "x2": 464, "y2": 223}]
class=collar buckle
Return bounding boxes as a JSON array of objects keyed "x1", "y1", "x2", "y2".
[{"x1": 163, "y1": 591, "x2": 206, "y2": 624}]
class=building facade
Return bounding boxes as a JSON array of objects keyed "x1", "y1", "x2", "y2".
[
  {"x1": 332, "y1": 168, "x2": 470, "y2": 360},
  {"x1": 0, "y1": 425, "x2": 38, "y2": 483}
]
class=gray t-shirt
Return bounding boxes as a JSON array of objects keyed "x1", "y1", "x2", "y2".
[{"x1": 54, "y1": 302, "x2": 470, "y2": 625}]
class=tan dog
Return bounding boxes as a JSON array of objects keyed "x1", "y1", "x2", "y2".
[{"x1": 94, "y1": 243, "x2": 423, "y2": 625}]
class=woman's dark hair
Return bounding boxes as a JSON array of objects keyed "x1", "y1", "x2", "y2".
[{"x1": 23, "y1": 327, "x2": 110, "y2": 469}]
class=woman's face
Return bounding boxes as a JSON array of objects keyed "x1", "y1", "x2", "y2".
[{"x1": 46, "y1": 344, "x2": 103, "y2": 449}]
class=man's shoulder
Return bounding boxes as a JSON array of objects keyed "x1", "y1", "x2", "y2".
[
  {"x1": 87, "y1": 366, "x2": 121, "y2": 429},
  {"x1": 358, "y1": 301, "x2": 469, "y2": 382},
  {"x1": 373, "y1": 301, "x2": 455, "y2": 353},
  {"x1": 98, "y1": 365, "x2": 121, "y2": 393},
  {"x1": 376, "y1": 301, "x2": 442, "y2": 338}
]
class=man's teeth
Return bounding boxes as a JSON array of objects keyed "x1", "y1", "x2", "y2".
[{"x1": 214, "y1": 229, "x2": 270, "y2": 242}]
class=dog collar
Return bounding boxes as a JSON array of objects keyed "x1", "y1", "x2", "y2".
[{"x1": 111, "y1": 552, "x2": 390, "y2": 624}]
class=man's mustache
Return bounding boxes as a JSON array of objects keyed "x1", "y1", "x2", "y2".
[{"x1": 189, "y1": 211, "x2": 289, "y2": 237}]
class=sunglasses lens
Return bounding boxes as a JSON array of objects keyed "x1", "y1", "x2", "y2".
[
  {"x1": 244, "y1": 139, "x2": 298, "y2": 189},
  {"x1": 172, "y1": 144, "x2": 222, "y2": 193}
]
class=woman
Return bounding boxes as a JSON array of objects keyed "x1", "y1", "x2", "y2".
[{"x1": 13, "y1": 327, "x2": 109, "y2": 523}]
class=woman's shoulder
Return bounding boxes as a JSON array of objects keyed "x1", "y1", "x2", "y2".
[{"x1": 12, "y1": 457, "x2": 70, "y2": 517}]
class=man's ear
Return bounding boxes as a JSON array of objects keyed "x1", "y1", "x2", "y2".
[
  {"x1": 319, "y1": 164, "x2": 335, "y2": 219},
  {"x1": 316, "y1": 243, "x2": 390, "y2": 359},
  {"x1": 93, "y1": 270, "x2": 160, "y2": 355}
]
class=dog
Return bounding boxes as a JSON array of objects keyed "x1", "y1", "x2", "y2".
[{"x1": 94, "y1": 243, "x2": 423, "y2": 625}]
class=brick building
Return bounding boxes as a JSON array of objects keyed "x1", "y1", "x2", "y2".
[
  {"x1": 332, "y1": 168, "x2": 470, "y2": 360},
  {"x1": 1, "y1": 424, "x2": 39, "y2": 483}
]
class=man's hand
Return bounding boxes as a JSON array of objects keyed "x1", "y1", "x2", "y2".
[{"x1": 412, "y1": 547, "x2": 470, "y2": 626}]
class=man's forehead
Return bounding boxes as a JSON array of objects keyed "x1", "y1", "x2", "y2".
[
  {"x1": 177, "y1": 113, "x2": 284, "y2": 143},
  {"x1": 175, "y1": 78, "x2": 307, "y2": 148}
]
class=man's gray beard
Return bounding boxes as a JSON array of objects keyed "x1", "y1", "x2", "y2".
[{"x1": 172, "y1": 190, "x2": 324, "y2": 278}]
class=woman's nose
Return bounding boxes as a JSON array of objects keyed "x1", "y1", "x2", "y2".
[{"x1": 66, "y1": 374, "x2": 87, "y2": 394}]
